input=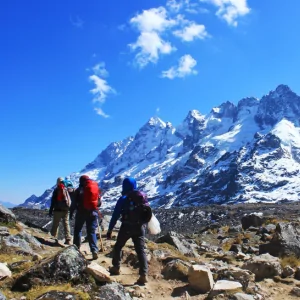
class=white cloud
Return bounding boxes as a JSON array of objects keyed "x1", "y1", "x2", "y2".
[
  {"x1": 70, "y1": 15, "x2": 84, "y2": 28},
  {"x1": 201, "y1": 0, "x2": 250, "y2": 26},
  {"x1": 173, "y1": 22, "x2": 208, "y2": 42},
  {"x1": 167, "y1": 0, "x2": 184, "y2": 12},
  {"x1": 162, "y1": 54, "x2": 198, "y2": 79},
  {"x1": 94, "y1": 107, "x2": 109, "y2": 118},
  {"x1": 89, "y1": 62, "x2": 116, "y2": 117},
  {"x1": 129, "y1": 7, "x2": 178, "y2": 68},
  {"x1": 130, "y1": 7, "x2": 177, "y2": 32},
  {"x1": 129, "y1": 31, "x2": 176, "y2": 68},
  {"x1": 92, "y1": 62, "x2": 109, "y2": 77}
]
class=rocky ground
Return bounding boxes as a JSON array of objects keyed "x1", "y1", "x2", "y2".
[{"x1": 2, "y1": 203, "x2": 300, "y2": 299}]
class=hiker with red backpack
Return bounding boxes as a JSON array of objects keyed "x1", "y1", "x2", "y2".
[
  {"x1": 107, "y1": 177, "x2": 152, "y2": 285},
  {"x1": 70, "y1": 175, "x2": 102, "y2": 260},
  {"x1": 49, "y1": 177, "x2": 72, "y2": 245}
]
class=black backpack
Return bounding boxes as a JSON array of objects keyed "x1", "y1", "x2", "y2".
[{"x1": 121, "y1": 190, "x2": 152, "y2": 224}]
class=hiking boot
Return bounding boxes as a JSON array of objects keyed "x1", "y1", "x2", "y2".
[
  {"x1": 136, "y1": 274, "x2": 148, "y2": 285},
  {"x1": 109, "y1": 266, "x2": 120, "y2": 275},
  {"x1": 64, "y1": 239, "x2": 72, "y2": 245},
  {"x1": 92, "y1": 251, "x2": 98, "y2": 260}
]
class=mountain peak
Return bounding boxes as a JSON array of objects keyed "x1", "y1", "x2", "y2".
[
  {"x1": 211, "y1": 101, "x2": 236, "y2": 119},
  {"x1": 275, "y1": 84, "x2": 292, "y2": 95},
  {"x1": 147, "y1": 116, "x2": 166, "y2": 127}
]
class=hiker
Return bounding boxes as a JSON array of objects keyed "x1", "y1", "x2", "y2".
[
  {"x1": 107, "y1": 177, "x2": 152, "y2": 285},
  {"x1": 63, "y1": 177, "x2": 76, "y2": 205},
  {"x1": 49, "y1": 177, "x2": 72, "y2": 245},
  {"x1": 70, "y1": 175, "x2": 102, "y2": 259}
]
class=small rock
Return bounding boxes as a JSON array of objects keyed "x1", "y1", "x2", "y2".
[
  {"x1": 282, "y1": 265, "x2": 295, "y2": 278},
  {"x1": 0, "y1": 226, "x2": 9, "y2": 236},
  {"x1": 291, "y1": 287, "x2": 300, "y2": 297},
  {"x1": 98, "y1": 282, "x2": 132, "y2": 299},
  {"x1": 188, "y1": 265, "x2": 214, "y2": 293},
  {"x1": 32, "y1": 253, "x2": 43, "y2": 261},
  {"x1": 233, "y1": 293, "x2": 255, "y2": 300},
  {"x1": 0, "y1": 291, "x2": 6, "y2": 300},
  {"x1": 85, "y1": 261, "x2": 114, "y2": 283},
  {"x1": 209, "y1": 280, "x2": 242, "y2": 298},
  {"x1": 162, "y1": 259, "x2": 190, "y2": 281}
]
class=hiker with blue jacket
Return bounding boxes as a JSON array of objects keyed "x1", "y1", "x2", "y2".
[{"x1": 107, "y1": 177, "x2": 152, "y2": 285}]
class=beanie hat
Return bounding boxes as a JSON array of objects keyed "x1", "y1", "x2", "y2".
[{"x1": 79, "y1": 175, "x2": 89, "y2": 186}]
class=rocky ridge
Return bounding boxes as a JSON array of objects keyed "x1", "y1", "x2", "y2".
[{"x1": 20, "y1": 85, "x2": 300, "y2": 210}]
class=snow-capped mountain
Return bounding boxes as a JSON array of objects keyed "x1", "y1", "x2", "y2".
[{"x1": 20, "y1": 85, "x2": 300, "y2": 210}]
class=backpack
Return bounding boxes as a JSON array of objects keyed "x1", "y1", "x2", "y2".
[
  {"x1": 83, "y1": 179, "x2": 100, "y2": 210},
  {"x1": 121, "y1": 190, "x2": 152, "y2": 224},
  {"x1": 56, "y1": 185, "x2": 71, "y2": 209}
]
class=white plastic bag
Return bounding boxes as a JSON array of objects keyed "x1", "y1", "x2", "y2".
[{"x1": 147, "y1": 214, "x2": 161, "y2": 235}]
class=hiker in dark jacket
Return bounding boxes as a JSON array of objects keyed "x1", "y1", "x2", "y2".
[
  {"x1": 107, "y1": 177, "x2": 151, "y2": 285},
  {"x1": 49, "y1": 177, "x2": 72, "y2": 245},
  {"x1": 70, "y1": 175, "x2": 101, "y2": 260}
]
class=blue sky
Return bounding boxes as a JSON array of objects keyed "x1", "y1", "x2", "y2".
[{"x1": 1, "y1": 0, "x2": 300, "y2": 204}]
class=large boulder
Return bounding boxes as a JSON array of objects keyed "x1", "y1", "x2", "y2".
[
  {"x1": 0, "y1": 263, "x2": 12, "y2": 280},
  {"x1": 97, "y1": 283, "x2": 132, "y2": 299},
  {"x1": 0, "y1": 292, "x2": 6, "y2": 300},
  {"x1": 242, "y1": 253, "x2": 282, "y2": 281},
  {"x1": 162, "y1": 259, "x2": 191, "y2": 281},
  {"x1": 241, "y1": 213, "x2": 264, "y2": 230},
  {"x1": 259, "y1": 222, "x2": 300, "y2": 257},
  {"x1": 188, "y1": 265, "x2": 214, "y2": 293},
  {"x1": 156, "y1": 231, "x2": 199, "y2": 257},
  {"x1": 1, "y1": 234, "x2": 34, "y2": 254},
  {"x1": 216, "y1": 266, "x2": 255, "y2": 289},
  {"x1": 12, "y1": 245, "x2": 87, "y2": 291},
  {"x1": 0, "y1": 205, "x2": 16, "y2": 224},
  {"x1": 35, "y1": 291, "x2": 77, "y2": 300}
]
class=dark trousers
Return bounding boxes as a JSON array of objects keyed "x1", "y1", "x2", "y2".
[
  {"x1": 73, "y1": 210, "x2": 98, "y2": 253},
  {"x1": 112, "y1": 224, "x2": 148, "y2": 275}
]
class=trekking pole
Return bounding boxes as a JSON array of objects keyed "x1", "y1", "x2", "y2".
[{"x1": 96, "y1": 217, "x2": 104, "y2": 252}]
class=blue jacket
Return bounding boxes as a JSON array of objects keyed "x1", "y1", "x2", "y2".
[{"x1": 108, "y1": 177, "x2": 137, "y2": 231}]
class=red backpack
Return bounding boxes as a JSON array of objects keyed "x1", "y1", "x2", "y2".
[{"x1": 83, "y1": 180, "x2": 100, "y2": 210}]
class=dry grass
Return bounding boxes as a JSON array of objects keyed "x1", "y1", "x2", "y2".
[
  {"x1": 0, "y1": 253, "x2": 25, "y2": 263},
  {"x1": 243, "y1": 232, "x2": 252, "y2": 239},
  {"x1": 281, "y1": 255, "x2": 300, "y2": 268},
  {"x1": 2, "y1": 283, "x2": 90, "y2": 300},
  {"x1": 222, "y1": 240, "x2": 233, "y2": 252},
  {"x1": 221, "y1": 225, "x2": 230, "y2": 233}
]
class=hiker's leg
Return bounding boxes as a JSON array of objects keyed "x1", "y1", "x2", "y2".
[
  {"x1": 73, "y1": 212, "x2": 85, "y2": 249},
  {"x1": 132, "y1": 225, "x2": 148, "y2": 275},
  {"x1": 86, "y1": 211, "x2": 98, "y2": 253},
  {"x1": 50, "y1": 211, "x2": 62, "y2": 238},
  {"x1": 62, "y1": 210, "x2": 71, "y2": 241},
  {"x1": 112, "y1": 225, "x2": 130, "y2": 269}
]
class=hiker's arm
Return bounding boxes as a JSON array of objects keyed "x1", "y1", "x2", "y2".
[
  {"x1": 49, "y1": 189, "x2": 56, "y2": 216},
  {"x1": 108, "y1": 197, "x2": 124, "y2": 231},
  {"x1": 69, "y1": 189, "x2": 79, "y2": 218}
]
